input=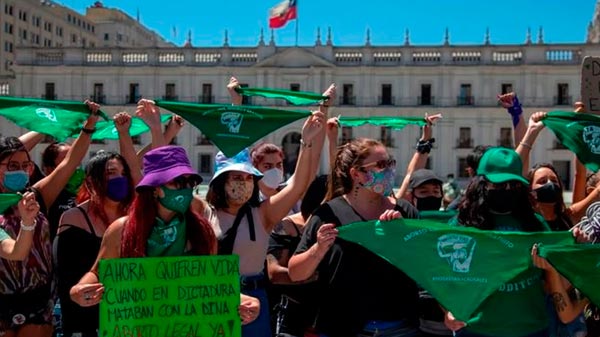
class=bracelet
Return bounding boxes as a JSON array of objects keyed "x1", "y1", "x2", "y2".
[
  {"x1": 20, "y1": 219, "x2": 36, "y2": 231},
  {"x1": 81, "y1": 127, "x2": 96, "y2": 134},
  {"x1": 416, "y1": 138, "x2": 435, "y2": 154},
  {"x1": 300, "y1": 139, "x2": 312, "y2": 148},
  {"x1": 520, "y1": 142, "x2": 532, "y2": 149}
]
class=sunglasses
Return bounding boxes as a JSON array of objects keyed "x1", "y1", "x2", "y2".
[
  {"x1": 359, "y1": 158, "x2": 396, "y2": 171},
  {"x1": 171, "y1": 175, "x2": 200, "y2": 189}
]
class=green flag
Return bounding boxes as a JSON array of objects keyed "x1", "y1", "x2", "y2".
[
  {"x1": 542, "y1": 111, "x2": 600, "y2": 172},
  {"x1": 71, "y1": 114, "x2": 172, "y2": 140},
  {"x1": 0, "y1": 193, "x2": 21, "y2": 214},
  {"x1": 0, "y1": 96, "x2": 108, "y2": 141},
  {"x1": 236, "y1": 87, "x2": 327, "y2": 106},
  {"x1": 420, "y1": 210, "x2": 458, "y2": 223},
  {"x1": 154, "y1": 101, "x2": 311, "y2": 157},
  {"x1": 539, "y1": 244, "x2": 600, "y2": 307},
  {"x1": 338, "y1": 116, "x2": 427, "y2": 130},
  {"x1": 337, "y1": 219, "x2": 574, "y2": 321}
]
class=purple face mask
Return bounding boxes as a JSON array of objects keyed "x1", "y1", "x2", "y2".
[{"x1": 106, "y1": 176, "x2": 129, "y2": 202}]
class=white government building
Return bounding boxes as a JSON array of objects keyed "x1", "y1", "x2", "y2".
[{"x1": 2, "y1": 0, "x2": 600, "y2": 188}]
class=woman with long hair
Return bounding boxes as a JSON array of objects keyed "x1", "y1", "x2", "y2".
[
  {"x1": 54, "y1": 148, "x2": 134, "y2": 337},
  {"x1": 69, "y1": 145, "x2": 260, "y2": 325},
  {"x1": 445, "y1": 147, "x2": 551, "y2": 337},
  {"x1": 288, "y1": 138, "x2": 420, "y2": 337},
  {"x1": 0, "y1": 101, "x2": 99, "y2": 337}
]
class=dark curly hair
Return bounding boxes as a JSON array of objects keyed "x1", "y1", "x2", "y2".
[{"x1": 457, "y1": 176, "x2": 546, "y2": 231}]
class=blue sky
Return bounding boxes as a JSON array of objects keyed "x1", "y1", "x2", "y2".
[{"x1": 58, "y1": 0, "x2": 596, "y2": 47}]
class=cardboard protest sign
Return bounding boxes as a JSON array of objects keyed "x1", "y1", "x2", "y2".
[
  {"x1": 99, "y1": 255, "x2": 241, "y2": 337},
  {"x1": 581, "y1": 56, "x2": 600, "y2": 114}
]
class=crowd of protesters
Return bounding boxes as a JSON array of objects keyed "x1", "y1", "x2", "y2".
[{"x1": 0, "y1": 77, "x2": 599, "y2": 337}]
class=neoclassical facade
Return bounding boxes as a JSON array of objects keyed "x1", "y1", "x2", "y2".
[{"x1": 4, "y1": 14, "x2": 600, "y2": 187}]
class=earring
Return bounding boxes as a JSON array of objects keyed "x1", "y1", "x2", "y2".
[{"x1": 353, "y1": 185, "x2": 359, "y2": 198}]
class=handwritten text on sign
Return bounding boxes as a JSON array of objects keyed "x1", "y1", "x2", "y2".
[
  {"x1": 99, "y1": 255, "x2": 241, "y2": 337},
  {"x1": 582, "y1": 56, "x2": 600, "y2": 113}
]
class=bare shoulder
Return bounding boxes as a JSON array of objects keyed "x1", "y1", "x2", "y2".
[
  {"x1": 58, "y1": 203, "x2": 89, "y2": 234},
  {"x1": 105, "y1": 216, "x2": 127, "y2": 240}
]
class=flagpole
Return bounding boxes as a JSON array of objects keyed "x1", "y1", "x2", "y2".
[{"x1": 296, "y1": 12, "x2": 298, "y2": 47}]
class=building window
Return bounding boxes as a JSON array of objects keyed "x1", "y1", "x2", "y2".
[
  {"x1": 56, "y1": 26, "x2": 63, "y2": 37},
  {"x1": 5, "y1": 4, "x2": 13, "y2": 15},
  {"x1": 196, "y1": 134, "x2": 212, "y2": 145},
  {"x1": 71, "y1": 34, "x2": 77, "y2": 43},
  {"x1": 128, "y1": 83, "x2": 140, "y2": 104},
  {"x1": 92, "y1": 83, "x2": 105, "y2": 104},
  {"x1": 165, "y1": 83, "x2": 177, "y2": 100},
  {"x1": 131, "y1": 135, "x2": 142, "y2": 145},
  {"x1": 498, "y1": 127, "x2": 512, "y2": 148},
  {"x1": 556, "y1": 83, "x2": 570, "y2": 105},
  {"x1": 380, "y1": 84, "x2": 393, "y2": 105},
  {"x1": 4, "y1": 23, "x2": 13, "y2": 34},
  {"x1": 290, "y1": 83, "x2": 300, "y2": 92},
  {"x1": 501, "y1": 83, "x2": 513, "y2": 94},
  {"x1": 44, "y1": 83, "x2": 56, "y2": 100},
  {"x1": 340, "y1": 126, "x2": 353, "y2": 144},
  {"x1": 341, "y1": 84, "x2": 355, "y2": 105},
  {"x1": 552, "y1": 160, "x2": 571, "y2": 190},
  {"x1": 380, "y1": 127, "x2": 394, "y2": 147},
  {"x1": 458, "y1": 158, "x2": 469, "y2": 178},
  {"x1": 4, "y1": 42, "x2": 13, "y2": 53},
  {"x1": 457, "y1": 127, "x2": 472, "y2": 148},
  {"x1": 200, "y1": 84, "x2": 213, "y2": 103},
  {"x1": 0, "y1": 83, "x2": 9, "y2": 96},
  {"x1": 18, "y1": 10, "x2": 27, "y2": 22},
  {"x1": 104, "y1": 33, "x2": 109, "y2": 41},
  {"x1": 458, "y1": 84, "x2": 473, "y2": 105},
  {"x1": 21, "y1": 29, "x2": 27, "y2": 40},
  {"x1": 419, "y1": 84, "x2": 432, "y2": 105},
  {"x1": 199, "y1": 154, "x2": 212, "y2": 174}
]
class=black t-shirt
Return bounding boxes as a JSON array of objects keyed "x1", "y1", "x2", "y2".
[
  {"x1": 47, "y1": 189, "x2": 76, "y2": 241},
  {"x1": 294, "y1": 196, "x2": 419, "y2": 337}
]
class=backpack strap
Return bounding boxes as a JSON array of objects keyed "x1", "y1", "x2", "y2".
[{"x1": 218, "y1": 203, "x2": 254, "y2": 255}]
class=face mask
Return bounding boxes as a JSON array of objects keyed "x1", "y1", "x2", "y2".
[
  {"x1": 159, "y1": 187, "x2": 193, "y2": 214},
  {"x1": 225, "y1": 180, "x2": 254, "y2": 204},
  {"x1": 533, "y1": 182, "x2": 562, "y2": 203},
  {"x1": 3, "y1": 170, "x2": 29, "y2": 192},
  {"x1": 65, "y1": 168, "x2": 85, "y2": 195},
  {"x1": 361, "y1": 167, "x2": 395, "y2": 196},
  {"x1": 261, "y1": 168, "x2": 283, "y2": 189},
  {"x1": 415, "y1": 196, "x2": 443, "y2": 211},
  {"x1": 107, "y1": 176, "x2": 129, "y2": 202},
  {"x1": 486, "y1": 189, "x2": 516, "y2": 214}
]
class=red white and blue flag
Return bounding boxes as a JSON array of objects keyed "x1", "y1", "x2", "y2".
[{"x1": 268, "y1": 0, "x2": 297, "y2": 29}]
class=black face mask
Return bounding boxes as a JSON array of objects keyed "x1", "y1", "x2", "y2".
[
  {"x1": 486, "y1": 189, "x2": 516, "y2": 214},
  {"x1": 533, "y1": 182, "x2": 562, "y2": 203},
  {"x1": 415, "y1": 196, "x2": 443, "y2": 211}
]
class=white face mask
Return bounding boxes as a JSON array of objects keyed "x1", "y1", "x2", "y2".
[{"x1": 261, "y1": 168, "x2": 283, "y2": 189}]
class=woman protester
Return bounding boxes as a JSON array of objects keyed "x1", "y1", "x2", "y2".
[
  {"x1": 0, "y1": 101, "x2": 100, "y2": 337},
  {"x1": 69, "y1": 145, "x2": 260, "y2": 325},
  {"x1": 55, "y1": 112, "x2": 140, "y2": 337},
  {"x1": 192, "y1": 109, "x2": 325, "y2": 337},
  {"x1": 288, "y1": 138, "x2": 420, "y2": 337}
]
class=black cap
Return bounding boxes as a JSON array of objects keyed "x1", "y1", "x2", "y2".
[{"x1": 409, "y1": 169, "x2": 443, "y2": 189}]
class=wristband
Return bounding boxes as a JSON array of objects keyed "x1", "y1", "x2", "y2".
[
  {"x1": 20, "y1": 219, "x2": 36, "y2": 231},
  {"x1": 416, "y1": 138, "x2": 435, "y2": 154},
  {"x1": 300, "y1": 139, "x2": 313, "y2": 148},
  {"x1": 81, "y1": 127, "x2": 96, "y2": 134},
  {"x1": 507, "y1": 96, "x2": 523, "y2": 128}
]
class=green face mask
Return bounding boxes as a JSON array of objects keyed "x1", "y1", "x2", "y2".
[
  {"x1": 158, "y1": 187, "x2": 193, "y2": 214},
  {"x1": 65, "y1": 168, "x2": 85, "y2": 195}
]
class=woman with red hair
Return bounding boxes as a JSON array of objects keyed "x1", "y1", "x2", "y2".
[{"x1": 69, "y1": 145, "x2": 260, "y2": 325}]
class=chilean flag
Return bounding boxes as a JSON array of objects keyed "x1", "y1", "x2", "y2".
[{"x1": 268, "y1": 0, "x2": 297, "y2": 29}]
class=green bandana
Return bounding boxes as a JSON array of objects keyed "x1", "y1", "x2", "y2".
[
  {"x1": 0, "y1": 96, "x2": 108, "y2": 141},
  {"x1": 146, "y1": 216, "x2": 187, "y2": 257},
  {"x1": 235, "y1": 87, "x2": 328, "y2": 105},
  {"x1": 65, "y1": 168, "x2": 85, "y2": 195},
  {"x1": 70, "y1": 114, "x2": 172, "y2": 140},
  {"x1": 154, "y1": 100, "x2": 311, "y2": 157},
  {"x1": 337, "y1": 219, "x2": 574, "y2": 322},
  {"x1": 419, "y1": 210, "x2": 458, "y2": 223},
  {"x1": 0, "y1": 193, "x2": 22, "y2": 214},
  {"x1": 539, "y1": 244, "x2": 600, "y2": 307},
  {"x1": 338, "y1": 116, "x2": 427, "y2": 130},
  {"x1": 542, "y1": 111, "x2": 600, "y2": 172}
]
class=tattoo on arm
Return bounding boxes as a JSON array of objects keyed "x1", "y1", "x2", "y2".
[{"x1": 552, "y1": 292, "x2": 568, "y2": 312}]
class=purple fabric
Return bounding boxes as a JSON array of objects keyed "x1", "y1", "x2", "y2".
[
  {"x1": 507, "y1": 96, "x2": 523, "y2": 128},
  {"x1": 136, "y1": 145, "x2": 201, "y2": 190}
]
